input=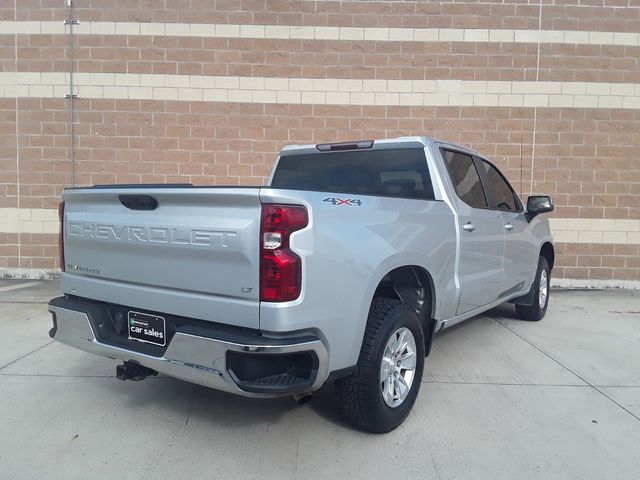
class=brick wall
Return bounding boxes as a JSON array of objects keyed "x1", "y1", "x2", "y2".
[{"x1": 1, "y1": 0, "x2": 639, "y2": 284}]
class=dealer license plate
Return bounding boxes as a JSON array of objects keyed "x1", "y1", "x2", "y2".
[{"x1": 128, "y1": 311, "x2": 166, "y2": 346}]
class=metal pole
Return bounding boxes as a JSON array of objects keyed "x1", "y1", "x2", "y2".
[{"x1": 65, "y1": 0, "x2": 78, "y2": 186}]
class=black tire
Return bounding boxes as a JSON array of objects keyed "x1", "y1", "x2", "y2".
[
  {"x1": 335, "y1": 298, "x2": 425, "y2": 433},
  {"x1": 516, "y1": 256, "x2": 550, "y2": 321}
]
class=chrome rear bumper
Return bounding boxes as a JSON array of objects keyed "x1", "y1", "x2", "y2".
[{"x1": 48, "y1": 297, "x2": 329, "y2": 397}]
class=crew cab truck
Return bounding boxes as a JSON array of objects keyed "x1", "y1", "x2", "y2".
[{"x1": 48, "y1": 137, "x2": 554, "y2": 433}]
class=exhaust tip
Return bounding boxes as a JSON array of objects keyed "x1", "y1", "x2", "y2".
[{"x1": 293, "y1": 393, "x2": 314, "y2": 405}]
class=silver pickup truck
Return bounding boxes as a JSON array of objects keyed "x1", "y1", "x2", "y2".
[{"x1": 48, "y1": 136, "x2": 554, "y2": 433}]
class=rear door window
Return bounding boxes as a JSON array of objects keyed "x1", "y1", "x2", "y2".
[
  {"x1": 441, "y1": 149, "x2": 487, "y2": 208},
  {"x1": 271, "y1": 148, "x2": 435, "y2": 200},
  {"x1": 476, "y1": 159, "x2": 521, "y2": 211}
]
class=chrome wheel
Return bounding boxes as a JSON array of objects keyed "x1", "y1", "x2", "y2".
[
  {"x1": 380, "y1": 327, "x2": 417, "y2": 408},
  {"x1": 539, "y1": 269, "x2": 548, "y2": 309}
]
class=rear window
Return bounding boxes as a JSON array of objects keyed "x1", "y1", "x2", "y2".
[{"x1": 271, "y1": 148, "x2": 435, "y2": 200}]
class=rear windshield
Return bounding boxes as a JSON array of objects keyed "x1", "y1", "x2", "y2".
[{"x1": 271, "y1": 148, "x2": 434, "y2": 200}]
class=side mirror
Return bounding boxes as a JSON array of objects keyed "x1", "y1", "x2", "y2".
[{"x1": 527, "y1": 195, "x2": 554, "y2": 219}]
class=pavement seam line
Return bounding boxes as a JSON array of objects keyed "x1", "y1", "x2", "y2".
[
  {"x1": 0, "y1": 373, "x2": 173, "y2": 378},
  {"x1": 423, "y1": 380, "x2": 594, "y2": 387},
  {"x1": 0, "y1": 341, "x2": 54, "y2": 371},
  {"x1": 495, "y1": 319, "x2": 640, "y2": 423},
  {"x1": 0, "y1": 281, "x2": 40, "y2": 293},
  {"x1": 0, "y1": 301, "x2": 51, "y2": 304}
]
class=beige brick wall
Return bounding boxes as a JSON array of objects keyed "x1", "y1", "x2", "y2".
[{"x1": 1, "y1": 0, "x2": 639, "y2": 284}]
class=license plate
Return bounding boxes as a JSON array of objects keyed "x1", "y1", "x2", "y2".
[{"x1": 128, "y1": 311, "x2": 166, "y2": 346}]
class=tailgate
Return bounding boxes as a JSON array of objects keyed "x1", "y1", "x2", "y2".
[{"x1": 61, "y1": 187, "x2": 261, "y2": 329}]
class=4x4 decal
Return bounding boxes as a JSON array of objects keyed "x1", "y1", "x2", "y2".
[{"x1": 323, "y1": 197, "x2": 363, "y2": 206}]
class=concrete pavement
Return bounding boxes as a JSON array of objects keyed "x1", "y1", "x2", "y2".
[{"x1": 0, "y1": 280, "x2": 638, "y2": 479}]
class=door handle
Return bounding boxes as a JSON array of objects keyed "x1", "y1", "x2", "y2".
[
  {"x1": 504, "y1": 223, "x2": 514, "y2": 231},
  {"x1": 462, "y1": 222, "x2": 475, "y2": 232}
]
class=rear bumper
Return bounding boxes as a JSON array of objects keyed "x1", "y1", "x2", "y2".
[{"x1": 48, "y1": 296, "x2": 329, "y2": 397}]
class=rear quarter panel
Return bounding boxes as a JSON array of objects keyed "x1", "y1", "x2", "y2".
[{"x1": 259, "y1": 189, "x2": 456, "y2": 372}]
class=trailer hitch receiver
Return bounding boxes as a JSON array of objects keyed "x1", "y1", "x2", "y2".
[{"x1": 116, "y1": 361, "x2": 158, "y2": 381}]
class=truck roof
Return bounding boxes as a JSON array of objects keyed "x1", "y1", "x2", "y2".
[{"x1": 279, "y1": 136, "x2": 482, "y2": 158}]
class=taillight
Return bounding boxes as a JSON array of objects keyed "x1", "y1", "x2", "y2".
[
  {"x1": 58, "y1": 201, "x2": 65, "y2": 271},
  {"x1": 260, "y1": 204, "x2": 308, "y2": 302}
]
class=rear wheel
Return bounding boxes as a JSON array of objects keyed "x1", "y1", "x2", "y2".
[
  {"x1": 516, "y1": 256, "x2": 550, "y2": 321},
  {"x1": 335, "y1": 298, "x2": 425, "y2": 433}
]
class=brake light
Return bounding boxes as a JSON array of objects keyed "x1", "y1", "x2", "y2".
[
  {"x1": 316, "y1": 140, "x2": 374, "y2": 151},
  {"x1": 58, "y1": 201, "x2": 65, "y2": 272},
  {"x1": 260, "y1": 204, "x2": 308, "y2": 302}
]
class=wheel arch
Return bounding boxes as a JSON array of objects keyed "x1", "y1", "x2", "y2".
[
  {"x1": 510, "y1": 242, "x2": 554, "y2": 307},
  {"x1": 540, "y1": 242, "x2": 555, "y2": 271},
  {"x1": 371, "y1": 265, "x2": 437, "y2": 355}
]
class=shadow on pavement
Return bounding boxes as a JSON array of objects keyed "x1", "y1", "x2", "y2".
[{"x1": 106, "y1": 367, "x2": 354, "y2": 430}]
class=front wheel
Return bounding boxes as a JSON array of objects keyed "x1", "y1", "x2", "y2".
[
  {"x1": 335, "y1": 298, "x2": 425, "y2": 433},
  {"x1": 516, "y1": 256, "x2": 550, "y2": 321}
]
